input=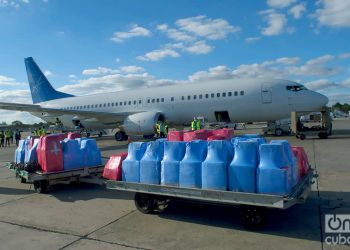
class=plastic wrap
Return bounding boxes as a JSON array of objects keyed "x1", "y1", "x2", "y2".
[
  {"x1": 179, "y1": 140, "x2": 208, "y2": 188},
  {"x1": 168, "y1": 131, "x2": 184, "y2": 141},
  {"x1": 122, "y1": 142, "x2": 147, "y2": 182},
  {"x1": 140, "y1": 141, "x2": 164, "y2": 184},
  {"x1": 291, "y1": 146, "x2": 310, "y2": 178},
  {"x1": 202, "y1": 140, "x2": 231, "y2": 190},
  {"x1": 257, "y1": 144, "x2": 292, "y2": 195},
  {"x1": 103, "y1": 152, "x2": 128, "y2": 180},
  {"x1": 39, "y1": 134, "x2": 64, "y2": 173},
  {"x1": 25, "y1": 139, "x2": 40, "y2": 163},
  {"x1": 270, "y1": 140, "x2": 298, "y2": 187},
  {"x1": 61, "y1": 139, "x2": 84, "y2": 170},
  {"x1": 80, "y1": 139, "x2": 102, "y2": 167},
  {"x1": 161, "y1": 141, "x2": 186, "y2": 186},
  {"x1": 229, "y1": 141, "x2": 259, "y2": 192}
]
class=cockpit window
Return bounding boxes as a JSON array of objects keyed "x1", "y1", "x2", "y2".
[{"x1": 286, "y1": 85, "x2": 307, "y2": 92}]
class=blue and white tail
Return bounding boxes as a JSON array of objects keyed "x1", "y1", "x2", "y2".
[{"x1": 25, "y1": 57, "x2": 74, "y2": 104}]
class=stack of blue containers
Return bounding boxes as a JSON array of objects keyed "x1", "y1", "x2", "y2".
[
  {"x1": 61, "y1": 139, "x2": 84, "y2": 170},
  {"x1": 179, "y1": 140, "x2": 208, "y2": 188},
  {"x1": 202, "y1": 140, "x2": 232, "y2": 190},
  {"x1": 25, "y1": 138, "x2": 40, "y2": 163},
  {"x1": 161, "y1": 141, "x2": 186, "y2": 186},
  {"x1": 257, "y1": 143, "x2": 292, "y2": 195},
  {"x1": 229, "y1": 140, "x2": 259, "y2": 193},
  {"x1": 122, "y1": 142, "x2": 147, "y2": 182},
  {"x1": 140, "y1": 141, "x2": 164, "y2": 184},
  {"x1": 81, "y1": 139, "x2": 102, "y2": 167}
]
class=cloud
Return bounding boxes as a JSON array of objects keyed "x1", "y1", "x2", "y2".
[
  {"x1": 305, "y1": 79, "x2": 338, "y2": 91},
  {"x1": 341, "y1": 78, "x2": 350, "y2": 87},
  {"x1": 0, "y1": 75, "x2": 25, "y2": 86},
  {"x1": 43, "y1": 70, "x2": 52, "y2": 77},
  {"x1": 82, "y1": 67, "x2": 119, "y2": 75},
  {"x1": 267, "y1": 0, "x2": 296, "y2": 9},
  {"x1": 275, "y1": 56, "x2": 300, "y2": 64},
  {"x1": 314, "y1": 0, "x2": 350, "y2": 28},
  {"x1": 184, "y1": 40, "x2": 213, "y2": 55},
  {"x1": 110, "y1": 24, "x2": 151, "y2": 43},
  {"x1": 0, "y1": 0, "x2": 20, "y2": 8},
  {"x1": 245, "y1": 36, "x2": 261, "y2": 43},
  {"x1": 261, "y1": 11, "x2": 288, "y2": 36},
  {"x1": 338, "y1": 52, "x2": 350, "y2": 59},
  {"x1": 189, "y1": 65, "x2": 234, "y2": 82},
  {"x1": 68, "y1": 74, "x2": 76, "y2": 78},
  {"x1": 137, "y1": 48, "x2": 180, "y2": 61},
  {"x1": 288, "y1": 3, "x2": 306, "y2": 19},
  {"x1": 157, "y1": 24, "x2": 195, "y2": 42},
  {"x1": 175, "y1": 15, "x2": 240, "y2": 40},
  {"x1": 119, "y1": 65, "x2": 144, "y2": 74}
]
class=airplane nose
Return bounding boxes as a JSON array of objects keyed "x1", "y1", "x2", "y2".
[{"x1": 317, "y1": 93, "x2": 329, "y2": 107}]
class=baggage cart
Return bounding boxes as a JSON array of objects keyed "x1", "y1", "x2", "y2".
[
  {"x1": 106, "y1": 169, "x2": 315, "y2": 229},
  {"x1": 6, "y1": 162, "x2": 105, "y2": 193}
]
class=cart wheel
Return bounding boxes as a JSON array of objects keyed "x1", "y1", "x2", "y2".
[
  {"x1": 20, "y1": 177, "x2": 26, "y2": 183},
  {"x1": 134, "y1": 193, "x2": 156, "y2": 214},
  {"x1": 300, "y1": 134, "x2": 306, "y2": 140},
  {"x1": 275, "y1": 128, "x2": 283, "y2": 136},
  {"x1": 33, "y1": 180, "x2": 48, "y2": 194},
  {"x1": 318, "y1": 132, "x2": 328, "y2": 139},
  {"x1": 242, "y1": 206, "x2": 266, "y2": 230}
]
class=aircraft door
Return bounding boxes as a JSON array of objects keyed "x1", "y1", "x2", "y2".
[{"x1": 261, "y1": 84, "x2": 272, "y2": 104}]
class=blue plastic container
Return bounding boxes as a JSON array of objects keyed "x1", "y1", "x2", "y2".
[
  {"x1": 229, "y1": 141, "x2": 259, "y2": 192},
  {"x1": 257, "y1": 143, "x2": 292, "y2": 195},
  {"x1": 140, "y1": 141, "x2": 164, "y2": 184},
  {"x1": 25, "y1": 139, "x2": 40, "y2": 163},
  {"x1": 80, "y1": 139, "x2": 102, "y2": 167},
  {"x1": 270, "y1": 140, "x2": 298, "y2": 187},
  {"x1": 231, "y1": 136, "x2": 251, "y2": 147},
  {"x1": 62, "y1": 139, "x2": 84, "y2": 170},
  {"x1": 161, "y1": 141, "x2": 186, "y2": 186},
  {"x1": 122, "y1": 142, "x2": 147, "y2": 182},
  {"x1": 202, "y1": 140, "x2": 232, "y2": 190},
  {"x1": 179, "y1": 140, "x2": 208, "y2": 188}
]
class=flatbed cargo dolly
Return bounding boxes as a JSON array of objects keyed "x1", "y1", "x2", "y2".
[
  {"x1": 106, "y1": 169, "x2": 315, "y2": 229},
  {"x1": 6, "y1": 162, "x2": 105, "y2": 193}
]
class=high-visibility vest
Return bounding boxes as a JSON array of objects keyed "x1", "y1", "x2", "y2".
[
  {"x1": 196, "y1": 120, "x2": 201, "y2": 130},
  {"x1": 5, "y1": 131, "x2": 11, "y2": 138},
  {"x1": 159, "y1": 123, "x2": 165, "y2": 133},
  {"x1": 41, "y1": 129, "x2": 46, "y2": 136},
  {"x1": 191, "y1": 121, "x2": 196, "y2": 130},
  {"x1": 156, "y1": 123, "x2": 160, "y2": 133}
]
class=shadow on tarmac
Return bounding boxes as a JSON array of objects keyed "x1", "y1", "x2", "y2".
[{"x1": 0, "y1": 186, "x2": 35, "y2": 195}]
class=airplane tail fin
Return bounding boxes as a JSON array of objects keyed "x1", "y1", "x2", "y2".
[{"x1": 24, "y1": 57, "x2": 74, "y2": 104}]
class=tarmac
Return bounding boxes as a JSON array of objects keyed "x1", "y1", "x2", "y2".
[{"x1": 0, "y1": 119, "x2": 349, "y2": 250}]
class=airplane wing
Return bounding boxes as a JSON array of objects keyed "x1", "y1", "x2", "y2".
[{"x1": 0, "y1": 102, "x2": 132, "y2": 122}]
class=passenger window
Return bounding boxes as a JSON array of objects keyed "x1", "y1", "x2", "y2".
[
  {"x1": 111, "y1": 103, "x2": 114, "y2": 107},
  {"x1": 133, "y1": 100, "x2": 136, "y2": 105},
  {"x1": 193, "y1": 95, "x2": 197, "y2": 100},
  {"x1": 156, "y1": 98, "x2": 159, "y2": 103},
  {"x1": 99, "y1": 104, "x2": 102, "y2": 108},
  {"x1": 152, "y1": 99, "x2": 155, "y2": 103},
  {"x1": 181, "y1": 96, "x2": 185, "y2": 100},
  {"x1": 107, "y1": 103, "x2": 110, "y2": 107},
  {"x1": 187, "y1": 96, "x2": 191, "y2": 100},
  {"x1": 211, "y1": 93, "x2": 214, "y2": 98},
  {"x1": 217, "y1": 93, "x2": 220, "y2": 98},
  {"x1": 83, "y1": 105, "x2": 86, "y2": 109},
  {"x1": 80, "y1": 106, "x2": 83, "y2": 109},
  {"x1": 240, "y1": 91, "x2": 244, "y2": 96},
  {"x1": 228, "y1": 92, "x2": 232, "y2": 97},
  {"x1": 115, "y1": 102, "x2": 118, "y2": 106},
  {"x1": 103, "y1": 104, "x2": 106, "y2": 107},
  {"x1": 222, "y1": 92, "x2": 226, "y2": 97},
  {"x1": 199, "y1": 94, "x2": 202, "y2": 99},
  {"x1": 171, "y1": 97, "x2": 174, "y2": 102},
  {"x1": 147, "y1": 99, "x2": 150, "y2": 104},
  {"x1": 234, "y1": 91, "x2": 238, "y2": 96},
  {"x1": 139, "y1": 100, "x2": 142, "y2": 104},
  {"x1": 205, "y1": 94, "x2": 209, "y2": 98},
  {"x1": 161, "y1": 98, "x2": 164, "y2": 102},
  {"x1": 119, "y1": 102, "x2": 122, "y2": 106},
  {"x1": 124, "y1": 101, "x2": 127, "y2": 105},
  {"x1": 128, "y1": 101, "x2": 131, "y2": 105}
]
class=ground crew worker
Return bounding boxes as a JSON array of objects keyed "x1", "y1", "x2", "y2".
[
  {"x1": 10, "y1": 129, "x2": 14, "y2": 144},
  {"x1": 196, "y1": 119, "x2": 201, "y2": 130},
  {"x1": 15, "y1": 129, "x2": 21, "y2": 146},
  {"x1": 5, "y1": 129, "x2": 11, "y2": 147},
  {"x1": 164, "y1": 122, "x2": 169, "y2": 136},
  {"x1": 155, "y1": 122, "x2": 160, "y2": 137},
  {"x1": 159, "y1": 121, "x2": 165, "y2": 138},
  {"x1": 41, "y1": 127, "x2": 46, "y2": 136},
  {"x1": 0, "y1": 131, "x2": 4, "y2": 147},
  {"x1": 191, "y1": 117, "x2": 197, "y2": 131}
]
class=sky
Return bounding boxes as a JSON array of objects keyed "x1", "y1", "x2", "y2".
[{"x1": 0, "y1": 0, "x2": 350, "y2": 123}]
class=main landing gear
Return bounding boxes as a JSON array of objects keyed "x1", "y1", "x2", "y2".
[{"x1": 115, "y1": 131, "x2": 128, "y2": 141}]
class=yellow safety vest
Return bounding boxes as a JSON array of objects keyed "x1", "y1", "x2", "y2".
[{"x1": 191, "y1": 121, "x2": 196, "y2": 130}]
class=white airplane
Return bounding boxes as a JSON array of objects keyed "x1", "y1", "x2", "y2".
[{"x1": 0, "y1": 57, "x2": 328, "y2": 140}]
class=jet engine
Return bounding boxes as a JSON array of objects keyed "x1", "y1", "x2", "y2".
[{"x1": 122, "y1": 111, "x2": 164, "y2": 135}]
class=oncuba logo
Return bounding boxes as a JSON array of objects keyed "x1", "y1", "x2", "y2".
[{"x1": 325, "y1": 214, "x2": 350, "y2": 233}]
